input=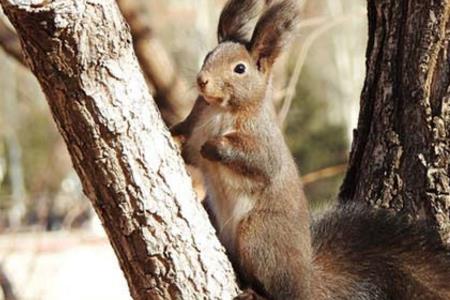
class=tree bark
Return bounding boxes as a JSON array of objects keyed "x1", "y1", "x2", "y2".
[
  {"x1": 0, "y1": 0, "x2": 239, "y2": 299},
  {"x1": 1, "y1": 1, "x2": 195, "y2": 127},
  {"x1": 340, "y1": 0, "x2": 450, "y2": 246},
  {"x1": 0, "y1": 22, "x2": 205, "y2": 216},
  {"x1": 116, "y1": 0, "x2": 195, "y2": 127}
]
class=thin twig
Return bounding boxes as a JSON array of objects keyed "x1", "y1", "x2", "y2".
[
  {"x1": 298, "y1": 16, "x2": 330, "y2": 29},
  {"x1": 278, "y1": 11, "x2": 365, "y2": 126},
  {"x1": 301, "y1": 163, "x2": 347, "y2": 185}
]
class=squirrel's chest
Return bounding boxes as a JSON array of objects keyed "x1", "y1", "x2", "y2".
[
  {"x1": 189, "y1": 109, "x2": 234, "y2": 152},
  {"x1": 189, "y1": 109, "x2": 255, "y2": 252},
  {"x1": 205, "y1": 174, "x2": 255, "y2": 253}
]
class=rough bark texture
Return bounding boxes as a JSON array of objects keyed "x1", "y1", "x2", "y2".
[
  {"x1": 340, "y1": 0, "x2": 450, "y2": 246},
  {"x1": 116, "y1": 0, "x2": 195, "y2": 127},
  {"x1": 0, "y1": 0, "x2": 240, "y2": 299}
]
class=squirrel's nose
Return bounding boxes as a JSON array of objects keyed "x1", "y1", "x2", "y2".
[{"x1": 197, "y1": 74, "x2": 209, "y2": 89}]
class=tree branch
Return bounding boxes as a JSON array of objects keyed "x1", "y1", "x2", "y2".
[
  {"x1": 2, "y1": 1, "x2": 196, "y2": 127},
  {"x1": 278, "y1": 12, "x2": 364, "y2": 127},
  {"x1": 301, "y1": 163, "x2": 347, "y2": 185},
  {"x1": 0, "y1": 0, "x2": 239, "y2": 299},
  {"x1": 339, "y1": 0, "x2": 450, "y2": 246},
  {"x1": 116, "y1": 0, "x2": 195, "y2": 126},
  {"x1": 0, "y1": 264, "x2": 17, "y2": 300},
  {"x1": 0, "y1": 17, "x2": 24, "y2": 65}
]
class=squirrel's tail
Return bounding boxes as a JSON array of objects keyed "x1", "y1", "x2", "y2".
[{"x1": 311, "y1": 203, "x2": 450, "y2": 299}]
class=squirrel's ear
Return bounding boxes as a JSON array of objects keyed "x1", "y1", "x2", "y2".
[
  {"x1": 249, "y1": 0, "x2": 299, "y2": 74},
  {"x1": 218, "y1": 0, "x2": 263, "y2": 43}
]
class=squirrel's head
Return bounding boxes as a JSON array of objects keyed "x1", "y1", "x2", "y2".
[{"x1": 197, "y1": 0, "x2": 299, "y2": 110}]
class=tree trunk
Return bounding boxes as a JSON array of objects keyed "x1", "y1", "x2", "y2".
[
  {"x1": 116, "y1": 0, "x2": 196, "y2": 127},
  {"x1": 340, "y1": 0, "x2": 450, "y2": 246},
  {"x1": 0, "y1": 0, "x2": 239, "y2": 299},
  {"x1": 1, "y1": 1, "x2": 195, "y2": 127}
]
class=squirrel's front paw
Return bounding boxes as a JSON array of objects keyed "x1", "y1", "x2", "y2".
[
  {"x1": 234, "y1": 289, "x2": 266, "y2": 300},
  {"x1": 169, "y1": 126, "x2": 187, "y2": 148},
  {"x1": 200, "y1": 138, "x2": 225, "y2": 161}
]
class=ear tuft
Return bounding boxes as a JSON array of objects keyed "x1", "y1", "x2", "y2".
[
  {"x1": 250, "y1": 0, "x2": 299, "y2": 72},
  {"x1": 218, "y1": 0, "x2": 264, "y2": 43}
]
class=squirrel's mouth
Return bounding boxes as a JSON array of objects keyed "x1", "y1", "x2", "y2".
[{"x1": 200, "y1": 93, "x2": 225, "y2": 105}]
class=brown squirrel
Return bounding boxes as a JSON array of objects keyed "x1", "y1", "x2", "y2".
[{"x1": 171, "y1": 0, "x2": 450, "y2": 299}]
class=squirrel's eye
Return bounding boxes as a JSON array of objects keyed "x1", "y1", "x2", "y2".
[{"x1": 234, "y1": 63, "x2": 246, "y2": 74}]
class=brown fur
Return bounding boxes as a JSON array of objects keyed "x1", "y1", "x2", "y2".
[
  {"x1": 218, "y1": 0, "x2": 264, "y2": 43},
  {"x1": 171, "y1": 1, "x2": 450, "y2": 299},
  {"x1": 310, "y1": 204, "x2": 450, "y2": 300},
  {"x1": 250, "y1": 0, "x2": 299, "y2": 72}
]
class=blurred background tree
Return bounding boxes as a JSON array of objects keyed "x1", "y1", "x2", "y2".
[
  {"x1": 285, "y1": 0, "x2": 366, "y2": 208},
  {"x1": 0, "y1": 0, "x2": 367, "y2": 231},
  {"x1": 0, "y1": 0, "x2": 366, "y2": 298}
]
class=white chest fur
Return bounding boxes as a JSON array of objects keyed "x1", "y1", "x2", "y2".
[
  {"x1": 206, "y1": 187, "x2": 255, "y2": 252},
  {"x1": 188, "y1": 106, "x2": 233, "y2": 152},
  {"x1": 189, "y1": 106, "x2": 256, "y2": 252}
]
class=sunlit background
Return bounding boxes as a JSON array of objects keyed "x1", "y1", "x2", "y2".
[{"x1": 0, "y1": 0, "x2": 366, "y2": 299}]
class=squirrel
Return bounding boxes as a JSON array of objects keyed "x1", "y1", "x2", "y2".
[{"x1": 171, "y1": 0, "x2": 450, "y2": 299}]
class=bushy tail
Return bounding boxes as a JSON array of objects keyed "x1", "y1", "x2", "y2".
[{"x1": 311, "y1": 204, "x2": 450, "y2": 299}]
